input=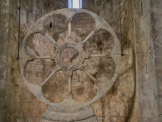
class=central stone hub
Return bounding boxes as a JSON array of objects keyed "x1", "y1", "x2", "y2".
[
  {"x1": 56, "y1": 42, "x2": 84, "y2": 71},
  {"x1": 61, "y1": 47, "x2": 79, "y2": 67}
]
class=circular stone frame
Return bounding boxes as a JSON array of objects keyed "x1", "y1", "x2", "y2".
[{"x1": 19, "y1": 8, "x2": 121, "y2": 110}]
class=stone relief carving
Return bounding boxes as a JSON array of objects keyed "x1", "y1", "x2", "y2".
[{"x1": 19, "y1": 8, "x2": 121, "y2": 122}]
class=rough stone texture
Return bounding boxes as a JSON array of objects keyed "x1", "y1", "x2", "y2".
[
  {"x1": 23, "y1": 1, "x2": 135, "y2": 122},
  {"x1": 6, "y1": 0, "x2": 67, "y2": 122},
  {"x1": 83, "y1": 0, "x2": 137, "y2": 122},
  {"x1": 0, "y1": 0, "x2": 9, "y2": 121},
  {"x1": 151, "y1": 0, "x2": 162, "y2": 121},
  {"x1": 5, "y1": 0, "x2": 136, "y2": 121},
  {"x1": 0, "y1": 0, "x2": 161, "y2": 122},
  {"x1": 130, "y1": 0, "x2": 159, "y2": 121}
]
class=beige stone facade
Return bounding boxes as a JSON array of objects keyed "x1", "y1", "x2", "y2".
[{"x1": 0, "y1": 0, "x2": 161, "y2": 122}]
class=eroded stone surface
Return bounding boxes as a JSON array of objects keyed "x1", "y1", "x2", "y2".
[{"x1": 2, "y1": 0, "x2": 160, "y2": 122}]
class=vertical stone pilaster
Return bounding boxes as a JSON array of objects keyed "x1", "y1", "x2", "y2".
[{"x1": 0, "y1": 0, "x2": 9, "y2": 121}]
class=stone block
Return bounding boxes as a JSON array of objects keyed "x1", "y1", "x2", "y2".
[
  {"x1": 151, "y1": 0, "x2": 162, "y2": 9},
  {"x1": 155, "y1": 57, "x2": 162, "y2": 70},
  {"x1": 140, "y1": 100, "x2": 154, "y2": 118},
  {"x1": 157, "y1": 75, "x2": 162, "y2": 86},
  {"x1": 31, "y1": 108, "x2": 40, "y2": 117},
  {"x1": 153, "y1": 15, "x2": 162, "y2": 24},
  {"x1": 159, "y1": 115, "x2": 162, "y2": 122},
  {"x1": 157, "y1": 86, "x2": 162, "y2": 94},
  {"x1": 153, "y1": 29, "x2": 162, "y2": 44},
  {"x1": 0, "y1": 113, "x2": 6, "y2": 122},
  {"x1": 156, "y1": 70, "x2": 162, "y2": 77},
  {"x1": 152, "y1": 8, "x2": 162, "y2": 15},
  {"x1": 16, "y1": 117, "x2": 25, "y2": 122},
  {"x1": 141, "y1": 117, "x2": 155, "y2": 122},
  {"x1": 158, "y1": 98, "x2": 162, "y2": 109},
  {"x1": 154, "y1": 44, "x2": 162, "y2": 57},
  {"x1": 24, "y1": 109, "x2": 32, "y2": 117},
  {"x1": 23, "y1": 102, "x2": 30, "y2": 110}
]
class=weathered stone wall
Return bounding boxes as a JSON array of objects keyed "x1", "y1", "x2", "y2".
[
  {"x1": 0, "y1": 0, "x2": 9, "y2": 121},
  {"x1": 132, "y1": 0, "x2": 159, "y2": 121},
  {"x1": 5, "y1": 0, "x2": 137, "y2": 121},
  {"x1": 6, "y1": 0, "x2": 68, "y2": 122},
  {"x1": 78, "y1": 0, "x2": 159, "y2": 121},
  {"x1": 0, "y1": 0, "x2": 160, "y2": 121},
  {"x1": 82, "y1": 0, "x2": 137, "y2": 121},
  {"x1": 151, "y1": 0, "x2": 162, "y2": 121}
]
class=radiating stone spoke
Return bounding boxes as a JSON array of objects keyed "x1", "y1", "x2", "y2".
[
  {"x1": 87, "y1": 53, "x2": 121, "y2": 58},
  {"x1": 67, "y1": 71, "x2": 73, "y2": 98},
  {"x1": 34, "y1": 56, "x2": 55, "y2": 60},
  {"x1": 24, "y1": 56, "x2": 55, "y2": 61},
  {"x1": 40, "y1": 66, "x2": 60, "y2": 87},
  {"x1": 84, "y1": 53, "x2": 108, "y2": 59},
  {"x1": 81, "y1": 70, "x2": 99, "y2": 85},
  {"x1": 33, "y1": 56, "x2": 55, "y2": 60},
  {"x1": 85, "y1": 53, "x2": 121, "y2": 59},
  {"x1": 81, "y1": 30, "x2": 96, "y2": 44},
  {"x1": 68, "y1": 21, "x2": 72, "y2": 37},
  {"x1": 90, "y1": 53, "x2": 108, "y2": 58},
  {"x1": 45, "y1": 33, "x2": 58, "y2": 48}
]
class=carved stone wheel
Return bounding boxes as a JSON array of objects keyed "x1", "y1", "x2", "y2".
[{"x1": 19, "y1": 8, "x2": 121, "y2": 122}]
